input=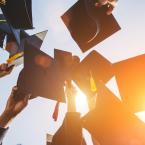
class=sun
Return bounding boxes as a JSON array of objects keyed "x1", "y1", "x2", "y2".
[{"x1": 72, "y1": 81, "x2": 89, "y2": 116}]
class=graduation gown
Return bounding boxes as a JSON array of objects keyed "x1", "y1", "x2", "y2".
[{"x1": 51, "y1": 112, "x2": 83, "y2": 145}]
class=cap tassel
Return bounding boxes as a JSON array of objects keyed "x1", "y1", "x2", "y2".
[
  {"x1": 52, "y1": 101, "x2": 60, "y2": 121},
  {"x1": 90, "y1": 71, "x2": 97, "y2": 92}
]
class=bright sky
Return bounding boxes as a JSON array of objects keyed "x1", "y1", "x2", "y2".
[{"x1": 0, "y1": 0, "x2": 145, "y2": 145}]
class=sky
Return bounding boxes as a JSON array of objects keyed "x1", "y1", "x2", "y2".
[{"x1": 0, "y1": 0, "x2": 145, "y2": 145}]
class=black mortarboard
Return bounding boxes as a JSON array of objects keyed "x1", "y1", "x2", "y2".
[
  {"x1": 0, "y1": 31, "x2": 5, "y2": 48},
  {"x1": 0, "y1": 14, "x2": 11, "y2": 33},
  {"x1": 54, "y1": 49, "x2": 80, "y2": 81},
  {"x1": 0, "y1": 14, "x2": 7, "y2": 48},
  {"x1": 18, "y1": 42, "x2": 64, "y2": 101},
  {"x1": 25, "y1": 30, "x2": 48, "y2": 49},
  {"x1": 17, "y1": 42, "x2": 76, "y2": 102},
  {"x1": 114, "y1": 54, "x2": 145, "y2": 113},
  {"x1": 7, "y1": 25, "x2": 21, "y2": 45},
  {"x1": 0, "y1": 14, "x2": 21, "y2": 46},
  {"x1": 7, "y1": 31, "x2": 48, "y2": 67},
  {"x1": 82, "y1": 82, "x2": 145, "y2": 145},
  {"x1": 1, "y1": 0, "x2": 33, "y2": 29},
  {"x1": 73, "y1": 50, "x2": 113, "y2": 97},
  {"x1": 20, "y1": 30, "x2": 48, "y2": 52},
  {"x1": 61, "y1": 0, "x2": 121, "y2": 52}
]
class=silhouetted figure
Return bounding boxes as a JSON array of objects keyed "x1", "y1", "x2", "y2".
[
  {"x1": 0, "y1": 86, "x2": 31, "y2": 144},
  {"x1": 50, "y1": 81, "x2": 85, "y2": 145}
]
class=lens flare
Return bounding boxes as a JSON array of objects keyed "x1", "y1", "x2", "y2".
[{"x1": 72, "y1": 82, "x2": 89, "y2": 116}]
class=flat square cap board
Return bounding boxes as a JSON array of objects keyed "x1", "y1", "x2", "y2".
[
  {"x1": 54, "y1": 49, "x2": 80, "y2": 80},
  {"x1": 17, "y1": 41, "x2": 65, "y2": 102},
  {"x1": 1, "y1": 0, "x2": 33, "y2": 29},
  {"x1": 8, "y1": 24, "x2": 21, "y2": 45},
  {"x1": 25, "y1": 30, "x2": 48, "y2": 50},
  {"x1": 0, "y1": 31, "x2": 6, "y2": 48},
  {"x1": 20, "y1": 30, "x2": 48, "y2": 52},
  {"x1": 7, "y1": 30, "x2": 48, "y2": 67},
  {"x1": 0, "y1": 14, "x2": 7, "y2": 48},
  {"x1": 0, "y1": 14, "x2": 11, "y2": 33},
  {"x1": 82, "y1": 82, "x2": 145, "y2": 145},
  {"x1": 73, "y1": 50, "x2": 113, "y2": 97},
  {"x1": 114, "y1": 53, "x2": 145, "y2": 113},
  {"x1": 0, "y1": 14, "x2": 21, "y2": 46},
  {"x1": 61, "y1": 0, "x2": 121, "y2": 52}
]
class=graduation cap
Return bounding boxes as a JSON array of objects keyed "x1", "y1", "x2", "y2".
[
  {"x1": 0, "y1": 14, "x2": 11, "y2": 48},
  {"x1": 6, "y1": 30, "x2": 47, "y2": 66},
  {"x1": 0, "y1": 31, "x2": 5, "y2": 48},
  {"x1": 82, "y1": 82, "x2": 145, "y2": 145},
  {"x1": 17, "y1": 41, "x2": 76, "y2": 101},
  {"x1": 0, "y1": 14, "x2": 21, "y2": 47},
  {"x1": 1, "y1": 0, "x2": 33, "y2": 29},
  {"x1": 113, "y1": 54, "x2": 145, "y2": 113},
  {"x1": 61, "y1": 0, "x2": 121, "y2": 52},
  {"x1": 0, "y1": 14, "x2": 9, "y2": 33},
  {"x1": 17, "y1": 41, "x2": 60, "y2": 101},
  {"x1": 23, "y1": 30, "x2": 48, "y2": 50},
  {"x1": 54, "y1": 49, "x2": 80, "y2": 80},
  {"x1": 73, "y1": 50, "x2": 113, "y2": 98}
]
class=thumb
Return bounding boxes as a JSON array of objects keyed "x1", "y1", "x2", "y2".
[
  {"x1": 10, "y1": 86, "x2": 18, "y2": 98},
  {"x1": 23, "y1": 93, "x2": 31, "y2": 105}
]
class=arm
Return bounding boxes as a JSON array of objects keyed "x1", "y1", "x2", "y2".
[
  {"x1": 52, "y1": 82, "x2": 82, "y2": 145},
  {"x1": 0, "y1": 86, "x2": 31, "y2": 144},
  {"x1": 65, "y1": 81, "x2": 77, "y2": 112}
]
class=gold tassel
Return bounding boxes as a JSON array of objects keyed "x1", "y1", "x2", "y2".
[
  {"x1": 90, "y1": 71, "x2": 97, "y2": 92},
  {"x1": 7, "y1": 52, "x2": 24, "y2": 64}
]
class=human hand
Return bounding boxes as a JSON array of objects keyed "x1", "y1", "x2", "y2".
[
  {"x1": 65, "y1": 81, "x2": 77, "y2": 112},
  {"x1": 0, "y1": 63, "x2": 14, "y2": 78},
  {"x1": 0, "y1": 86, "x2": 31, "y2": 128}
]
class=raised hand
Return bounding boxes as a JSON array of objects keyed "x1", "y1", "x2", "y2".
[
  {"x1": 65, "y1": 81, "x2": 77, "y2": 112},
  {"x1": 0, "y1": 86, "x2": 31, "y2": 128},
  {"x1": 0, "y1": 63, "x2": 14, "y2": 78}
]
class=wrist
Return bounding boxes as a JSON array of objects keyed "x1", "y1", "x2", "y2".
[
  {"x1": 67, "y1": 96, "x2": 76, "y2": 112},
  {"x1": 0, "y1": 111, "x2": 14, "y2": 128}
]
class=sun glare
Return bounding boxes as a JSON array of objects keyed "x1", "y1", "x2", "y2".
[
  {"x1": 72, "y1": 82, "x2": 94, "y2": 145},
  {"x1": 135, "y1": 111, "x2": 145, "y2": 123},
  {"x1": 72, "y1": 82, "x2": 89, "y2": 116}
]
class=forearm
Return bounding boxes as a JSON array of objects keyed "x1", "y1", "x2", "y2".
[
  {"x1": 67, "y1": 95, "x2": 76, "y2": 112},
  {"x1": 0, "y1": 111, "x2": 13, "y2": 128},
  {"x1": 0, "y1": 111, "x2": 11, "y2": 144}
]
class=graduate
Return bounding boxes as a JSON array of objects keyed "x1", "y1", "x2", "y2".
[
  {"x1": 51, "y1": 81, "x2": 84, "y2": 145},
  {"x1": 0, "y1": 86, "x2": 31, "y2": 145},
  {"x1": 0, "y1": 30, "x2": 47, "y2": 78}
]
